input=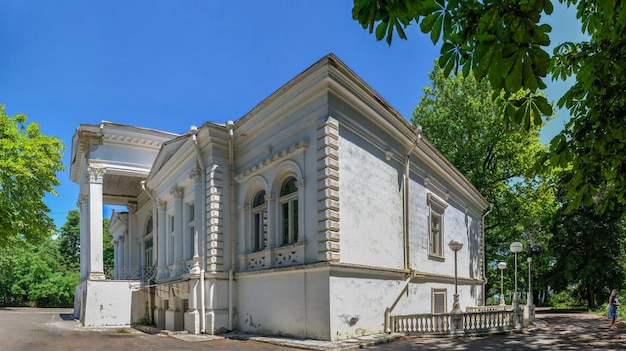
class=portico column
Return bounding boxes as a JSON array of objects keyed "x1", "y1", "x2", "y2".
[
  {"x1": 87, "y1": 165, "x2": 106, "y2": 280},
  {"x1": 171, "y1": 186, "x2": 184, "y2": 275},
  {"x1": 78, "y1": 195, "x2": 89, "y2": 281},
  {"x1": 157, "y1": 201, "x2": 167, "y2": 279}
]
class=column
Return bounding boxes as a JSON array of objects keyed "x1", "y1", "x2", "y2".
[
  {"x1": 87, "y1": 165, "x2": 106, "y2": 280},
  {"x1": 192, "y1": 168, "x2": 203, "y2": 272},
  {"x1": 78, "y1": 195, "x2": 89, "y2": 281},
  {"x1": 171, "y1": 186, "x2": 184, "y2": 275},
  {"x1": 157, "y1": 201, "x2": 167, "y2": 279}
]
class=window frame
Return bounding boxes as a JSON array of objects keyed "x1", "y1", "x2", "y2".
[
  {"x1": 278, "y1": 176, "x2": 299, "y2": 246},
  {"x1": 432, "y1": 288, "x2": 448, "y2": 314},
  {"x1": 251, "y1": 190, "x2": 268, "y2": 252},
  {"x1": 427, "y1": 193, "x2": 448, "y2": 261}
]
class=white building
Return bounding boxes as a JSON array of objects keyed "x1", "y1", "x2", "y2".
[{"x1": 71, "y1": 53, "x2": 490, "y2": 341}]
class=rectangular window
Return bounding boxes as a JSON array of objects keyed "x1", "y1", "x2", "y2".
[
  {"x1": 427, "y1": 193, "x2": 448, "y2": 260},
  {"x1": 281, "y1": 198, "x2": 298, "y2": 245},
  {"x1": 187, "y1": 202, "x2": 195, "y2": 259},
  {"x1": 144, "y1": 238, "x2": 153, "y2": 267},
  {"x1": 253, "y1": 211, "x2": 267, "y2": 251},
  {"x1": 432, "y1": 288, "x2": 447, "y2": 314},
  {"x1": 168, "y1": 214, "x2": 175, "y2": 264},
  {"x1": 430, "y1": 212, "x2": 442, "y2": 256}
]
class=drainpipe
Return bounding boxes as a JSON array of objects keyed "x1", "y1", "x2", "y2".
[
  {"x1": 226, "y1": 120, "x2": 235, "y2": 331},
  {"x1": 190, "y1": 125, "x2": 207, "y2": 334},
  {"x1": 141, "y1": 181, "x2": 158, "y2": 321},
  {"x1": 481, "y1": 203, "x2": 494, "y2": 305}
]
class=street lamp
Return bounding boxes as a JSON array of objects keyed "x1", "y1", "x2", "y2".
[
  {"x1": 510, "y1": 242, "x2": 523, "y2": 308},
  {"x1": 497, "y1": 262, "x2": 507, "y2": 306},
  {"x1": 527, "y1": 257, "x2": 533, "y2": 305},
  {"x1": 449, "y1": 239, "x2": 464, "y2": 312}
]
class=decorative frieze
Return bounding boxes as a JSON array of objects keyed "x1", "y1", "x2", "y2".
[{"x1": 234, "y1": 139, "x2": 308, "y2": 182}]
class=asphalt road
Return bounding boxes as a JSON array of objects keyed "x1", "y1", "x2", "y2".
[
  {"x1": 3, "y1": 307, "x2": 626, "y2": 350},
  {"x1": 0, "y1": 307, "x2": 301, "y2": 351}
]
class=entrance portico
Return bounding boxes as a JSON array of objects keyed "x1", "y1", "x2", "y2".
[{"x1": 70, "y1": 122, "x2": 177, "y2": 326}]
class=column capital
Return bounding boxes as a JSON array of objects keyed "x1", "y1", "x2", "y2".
[
  {"x1": 127, "y1": 203, "x2": 138, "y2": 214},
  {"x1": 87, "y1": 165, "x2": 106, "y2": 184},
  {"x1": 156, "y1": 201, "x2": 166, "y2": 212},
  {"x1": 190, "y1": 168, "x2": 202, "y2": 182},
  {"x1": 170, "y1": 185, "x2": 183, "y2": 198}
]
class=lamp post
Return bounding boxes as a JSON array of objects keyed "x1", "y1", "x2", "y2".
[
  {"x1": 449, "y1": 239, "x2": 463, "y2": 312},
  {"x1": 527, "y1": 257, "x2": 533, "y2": 305},
  {"x1": 510, "y1": 242, "x2": 523, "y2": 309},
  {"x1": 498, "y1": 262, "x2": 507, "y2": 306}
]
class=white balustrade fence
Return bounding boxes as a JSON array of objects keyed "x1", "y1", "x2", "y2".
[{"x1": 389, "y1": 308, "x2": 524, "y2": 336}]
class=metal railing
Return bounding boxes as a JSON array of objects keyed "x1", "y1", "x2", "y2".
[{"x1": 103, "y1": 265, "x2": 157, "y2": 282}]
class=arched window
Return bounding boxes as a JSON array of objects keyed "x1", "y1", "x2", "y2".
[
  {"x1": 252, "y1": 190, "x2": 267, "y2": 252},
  {"x1": 279, "y1": 177, "x2": 298, "y2": 246}
]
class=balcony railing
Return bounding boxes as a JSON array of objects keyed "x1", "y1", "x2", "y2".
[{"x1": 104, "y1": 265, "x2": 157, "y2": 282}]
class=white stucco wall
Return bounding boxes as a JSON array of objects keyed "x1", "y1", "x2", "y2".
[
  {"x1": 338, "y1": 135, "x2": 404, "y2": 269},
  {"x1": 82, "y1": 280, "x2": 134, "y2": 327},
  {"x1": 237, "y1": 269, "x2": 330, "y2": 339},
  {"x1": 328, "y1": 275, "x2": 392, "y2": 340}
]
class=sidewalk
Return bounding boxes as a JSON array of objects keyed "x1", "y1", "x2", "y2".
[
  {"x1": 163, "y1": 330, "x2": 404, "y2": 350},
  {"x1": 159, "y1": 320, "x2": 546, "y2": 351}
]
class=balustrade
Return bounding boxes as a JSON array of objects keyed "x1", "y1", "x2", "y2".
[{"x1": 390, "y1": 308, "x2": 521, "y2": 336}]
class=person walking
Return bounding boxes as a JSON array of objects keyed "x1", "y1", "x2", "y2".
[{"x1": 608, "y1": 289, "x2": 620, "y2": 329}]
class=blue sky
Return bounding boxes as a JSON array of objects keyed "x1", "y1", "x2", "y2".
[{"x1": 0, "y1": 1, "x2": 587, "y2": 229}]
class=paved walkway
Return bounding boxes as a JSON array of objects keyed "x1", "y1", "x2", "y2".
[{"x1": 3, "y1": 308, "x2": 626, "y2": 350}]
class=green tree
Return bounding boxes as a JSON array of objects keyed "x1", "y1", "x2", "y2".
[
  {"x1": 103, "y1": 217, "x2": 114, "y2": 267},
  {"x1": 412, "y1": 64, "x2": 557, "y2": 303},
  {"x1": 0, "y1": 238, "x2": 78, "y2": 307},
  {"x1": 58, "y1": 209, "x2": 81, "y2": 271},
  {"x1": 546, "y1": 195, "x2": 626, "y2": 309},
  {"x1": 352, "y1": 0, "x2": 626, "y2": 213},
  {"x1": 0, "y1": 105, "x2": 65, "y2": 248},
  {"x1": 57, "y1": 210, "x2": 115, "y2": 270}
]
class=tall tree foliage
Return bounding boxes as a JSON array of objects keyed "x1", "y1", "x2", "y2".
[
  {"x1": 412, "y1": 65, "x2": 557, "y2": 301},
  {"x1": 352, "y1": 0, "x2": 626, "y2": 213},
  {"x1": 0, "y1": 105, "x2": 64, "y2": 248},
  {"x1": 0, "y1": 238, "x2": 78, "y2": 307},
  {"x1": 57, "y1": 211, "x2": 115, "y2": 270},
  {"x1": 58, "y1": 209, "x2": 81, "y2": 271},
  {"x1": 547, "y1": 196, "x2": 626, "y2": 309}
]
